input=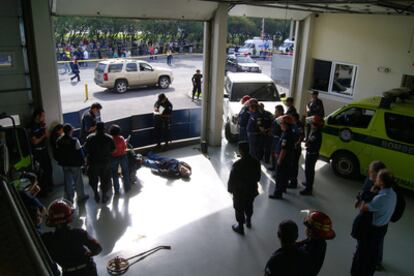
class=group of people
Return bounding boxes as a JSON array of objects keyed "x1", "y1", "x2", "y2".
[{"x1": 237, "y1": 91, "x2": 325, "y2": 200}]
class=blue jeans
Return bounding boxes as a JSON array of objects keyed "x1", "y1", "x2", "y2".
[
  {"x1": 63, "y1": 166, "x2": 86, "y2": 202},
  {"x1": 111, "y1": 155, "x2": 130, "y2": 193}
]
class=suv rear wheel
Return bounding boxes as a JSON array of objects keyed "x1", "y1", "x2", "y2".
[
  {"x1": 225, "y1": 122, "x2": 238, "y2": 143},
  {"x1": 115, "y1": 79, "x2": 128, "y2": 93},
  {"x1": 158, "y1": 76, "x2": 170, "y2": 89},
  {"x1": 331, "y1": 151, "x2": 360, "y2": 179}
]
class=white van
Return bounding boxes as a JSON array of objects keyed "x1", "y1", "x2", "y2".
[
  {"x1": 278, "y1": 39, "x2": 294, "y2": 53},
  {"x1": 238, "y1": 37, "x2": 273, "y2": 57}
]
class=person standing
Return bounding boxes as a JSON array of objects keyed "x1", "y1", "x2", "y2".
[
  {"x1": 305, "y1": 91, "x2": 324, "y2": 140},
  {"x1": 28, "y1": 108, "x2": 54, "y2": 195},
  {"x1": 83, "y1": 49, "x2": 89, "y2": 68},
  {"x1": 300, "y1": 115, "x2": 324, "y2": 196},
  {"x1": 84, "y1": 122, "x2": 115, "y2": 204},
  {"x1": 166, "y1": 48, "x2": 173, "y2": 65},
  {"x1": 191, "y1": 69, "x2": 203, "y2": 100},
  {"x1": 352, "y1": 169, "x2": 397, "y2": 276},
  {"x1": 260, "y1": 103, "x2": 274, "y2": 164},
  {"x1": 268, "y1": 105, "x2": 284, "y2": 172},
  {"x1": 81, "y1": 102, "x2": 102, "y2": 142},
  {"x1": 269, "y1": 115, "x2": 295, "y2": 199},
  {"x1": 56, "y1": 124, "x2": 89, "y2": 204},
  {"x1": 154, "y1": 93, "x2": 173, "y2": 148},
  {"x1": 264, "y1": 220, "x2": 309, "y2": 276},
  {"x1": 285, "y1": 97, "x2": 297, "y2": 116},
  {"x1": 237, "y1": 95, "x2": 251, "y2": 142},
  {"x1": 297, "y1": 211, "x2": 336, "y2": 276},
  {"x1": 42, "y1": 199, "x2": 102, "y2": 276},
  {"x1": 70, "y1": 59, "x2": 80, "y2": 82},
  {"x1": 227, "y1": 142, "x2": 261, "y2": 235},
  {"x1": 109, "y1": 125, "x2": 130, "y2": 195},
  {"x1": 288, "y1": 113, "x2": 304, "y2": 189},
  {"x1": 246, "y1": 99, "x2": 264, "y2": 160}
]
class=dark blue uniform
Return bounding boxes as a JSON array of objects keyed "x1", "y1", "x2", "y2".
[
  {"x1": 303, "y1": 128, "x2": 322, "y2": 191},
  {"x1": 154, "y1": 99, "x2": 173, "y2": 146},
  {"x1": 270, "y1": 118, "x2": 283, "y2": 171},
  {"x1": 238, "y1": 106, "x2": 250, "y2": 141},
  {"x1": 246, "y1": 111, "x2": 264, "y2": 160},
  {"x1": 42, "y1": 226, "x2": 101, "y2": 276},
  {"x1": 264, "y1": 246, "x2": 310, "y2": 276},
  {"x1": 289, "y1": 121, "x2": 304, "y2": 187},
  {"x1": 262, "y1": 110, "x2": 273, "y2": 163},
  {"x1": 272, "y1": 129, "x2": 295, "y2": 197},
  {"x1": 297, "y1": 238, "x2": 327, "y2": 276}
]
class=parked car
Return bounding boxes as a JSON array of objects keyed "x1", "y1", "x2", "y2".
[
  {"x1": 319, "y1": 88, "x2": 414, "y2": 190},
  {"x1": 94, "y1": 59, "x2": 174, "y2": 93},
  {"x1": 225, "y1": 55, "x2": 261, "y2": 74},
  {"x1": 223, "y1": 73, "x2": 284, "y2": 142},
  {"x1": 278, "y1": 38, "x2": 294, "y2": 53}
]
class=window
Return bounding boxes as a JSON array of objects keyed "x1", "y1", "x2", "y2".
[
  {"x1": 0, "y1": 53, "x2": 13, "y2": 68},
  {"x1": 385, "y1": 113, "x2": 414, "y2": 144},
  {"x1": 108, "y1": 63, "x2": 123, "y2": 73},
  {"x1": 230, "y1": 83, "x2": 279, "y2": 102},
  {"x1": 139, "y1": 63, "x2": 152, "y2": 72},
  {"x1": 126, "y1": 63, "x2": 137, "y2": 72},
  {"x1": 312, "y1": 59, "x2": 358, "y2": 97},
  {"x1": 329, "y1": 107, "x2": 375, "y2": 128},
  {"x1": 96, "y1": 63, "x2": 106, "y2": 73}
]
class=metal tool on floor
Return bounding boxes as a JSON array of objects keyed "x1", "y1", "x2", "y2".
[{"x1": 106, "y1": 245, "x2": 172, "y2": 275}]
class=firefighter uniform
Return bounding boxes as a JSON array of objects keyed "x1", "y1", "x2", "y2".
[
  {"x1": 262, "y1": 109, "x2": 274, "y2": 163},
  {"x1": 238, "y1": 105, "x2": 250, "y2": 141},
  {"x1": 246, "y1": 110, "x2": 264, "y2": 160},
  {"x1": 301, "y1": 125, "x2": 322, "y2": 195},
  {"x1": 289, "y1": 119, "x2": 304, "y2": 188}
]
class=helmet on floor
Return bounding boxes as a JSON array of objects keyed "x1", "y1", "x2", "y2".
[
  {"x1": 46, "y1": 199, "x2": 74, "y2": 227},
  {"x1": 304, "y1": 210, "x2": 335, "y2": 240}
]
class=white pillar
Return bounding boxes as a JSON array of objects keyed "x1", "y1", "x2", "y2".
[
  {"x1": 30, "y1": 0, "x2": 62, "y2": 125},
  {"x1": 202, "y1": 3, "x2": 228, "y2": 146},
  {"x1": 291, "y1": 15, "x2": 314, "y2": 116}
]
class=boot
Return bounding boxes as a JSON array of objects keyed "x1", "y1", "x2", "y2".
[
  {"x1": 232, "y1": 223, "x2": 244, "y2": 235},
  {"x1": 246, "y1": 218, "x2": 252, "y2": 229}
]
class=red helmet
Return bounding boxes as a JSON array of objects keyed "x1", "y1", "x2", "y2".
[
  {"x1": 308, "y1": 115, "x2": 324, "y2": 127},
  {"x1": 241, "y1": 95, "x2": 251, "y2": 105},
  {"x1": 304, "y1": 211, "x2": 335, "y2": 240},
  {"x1": 46, "y1": 199, "x2": 74, "y2": 227}
]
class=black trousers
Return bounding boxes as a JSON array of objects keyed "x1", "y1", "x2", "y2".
[
  {"x1": 70, "y1": 72, "x2": 80, "y2": 81},
  {"x1": 351, "y1": 224, "x2": 388, "y2": 276},
  {"x1": 154, "y1": 116, "x2": 171, "y2": 145},
  {"x1": 263, "y1": 135, "x2": 272, "y2": 163},
  {"x1": 233, "y1": 196, "x2": 254, "y2": 224},
  {"x1": 289, "y1": 147, "x2": 301, "y2": 185},
  {"x1": 33, "y1": 148, "x2": 54, "y2": 193},
  {"x1": 88, "y1": 162, "x2": 111, "y2": 195},
  {"x1": 273, "y1": 161, "x2": 291, "y2": 195},
  {"x1": 304, "y1": 152, "x2": 318, "y2": 190},
  {"x1": 192, "y1": 83, "x2": 201, "y2": 99}
]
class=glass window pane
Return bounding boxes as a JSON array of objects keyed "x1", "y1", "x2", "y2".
[
  {"x1": 330, "y1": 107, "x2": 375, "y2": 128},
  {"x1": 0, "y1": 53, "x2": 13, "y2": 67},
  {"x1": 332, "y1": 63, "x2": 355, "y2": 96},
  {"x1": 312, "y1": 60, "x2": 331, "y2": 92},
  {"x1": 231, "y1": 83, "x2": 279, "y2": 102},
  {"x1": 385, "y1": 113, "x2": 414, "y2": 144},
  {"x1": 126, "y1": 63, "x2": 137, "y2": 72},
  {"x1": 108, "y1": 64, "x2": 123, "y2": 72}
]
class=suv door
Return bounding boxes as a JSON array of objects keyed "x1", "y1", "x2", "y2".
[
  {"x1": 124, "y1": 62, "x2": 139, "y2": 86},
  {"x1": 138, "y1": 62, "x2": 156, "y2": 85}
]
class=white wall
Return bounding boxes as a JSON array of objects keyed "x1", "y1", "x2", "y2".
[{"x1": 306, "y1": 14, "x2": 414, "y2": 114}]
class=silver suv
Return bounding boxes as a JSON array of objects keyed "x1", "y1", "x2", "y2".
[{"x1": 94, "y1": 59, "x2": 174, "y2": 93}]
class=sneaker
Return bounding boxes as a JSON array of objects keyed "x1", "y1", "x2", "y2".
[
  {"x1": 232, "y1": 224, "x2": 244, "y2": 235},
  {"x1": 300, "y1": 189, "x2": 313, "y2": 196}
]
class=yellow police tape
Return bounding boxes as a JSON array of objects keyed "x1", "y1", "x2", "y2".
[{"x1": 56, "y1": 53, "x2": 204, "y2": 64}]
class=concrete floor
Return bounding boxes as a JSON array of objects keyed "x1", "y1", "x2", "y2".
[{"x1": 58, "y1": 141, "x2": 414, "y2": 276}]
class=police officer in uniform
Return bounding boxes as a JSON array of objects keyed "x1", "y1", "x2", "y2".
[
  {"x1": 42, "y1": 199, "x2": 102, "y2": 276},
  {"x1": 28, "y1": 108, "x2": 54, "y2": 195},
  {"x1": 300, "y1": 116, "x2": 323, "y2": 196},
  {"x1": 154, "y1": 93, "x2": 173, "y2": 148},
  {"x1": 228, "y1": 142, "x2": 261, "y2": 235},
  {"x1": 81, "y1": 102, "x2": 102, "y2": 143},
  {"x1": 246, "y1": 99, "x2": 264, "y2": 160},
  {"x1": 269, "y1": 115, "x2": 295, "y2": 199},
  {"x1": 238, "y1": 95, "x2": 251, "y2": 141},
  {"x1": 260, "y1": 103, "x2": 274, "y2": 164},
  {"x1": 289, "y1": 113, "x2": 304, "y2": 188},
  {"x1": 306, "y1": 91, "x2": 324, "y2": 140},
  {"x1": 268, "y1": 105, "x2": 284, "y2": 172},
  {"x1": 285, "y1": 97, "x2": 297, "y2": 116}
]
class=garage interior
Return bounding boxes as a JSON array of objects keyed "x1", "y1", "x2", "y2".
[{"x1": 1, "y1": 0, "x2": 414, "y2": 275}]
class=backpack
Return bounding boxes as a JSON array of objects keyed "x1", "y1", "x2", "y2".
[{"x1": 390, "y1": 185, "x2": 406, "y2": 223}]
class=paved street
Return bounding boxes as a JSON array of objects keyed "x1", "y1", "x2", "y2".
[{"x1": 58, "y1": 55, "x2": 272, "y2": 121}]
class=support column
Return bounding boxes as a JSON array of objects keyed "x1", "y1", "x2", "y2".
[
  {"x1": 30, "y1": 0, "x2": 62, "y2": 125},
  {"x1": 290, "y1": 15, "x2": 314, "y2": 116},
  {"x1": 201, "y1": 3, "x2": 228, "y2": 146}
]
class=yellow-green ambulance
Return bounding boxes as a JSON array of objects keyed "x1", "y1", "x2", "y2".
[{"x1": 320, "y1": 89, "x2": 414, "y2": 190}]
